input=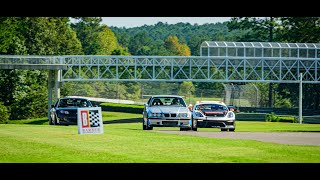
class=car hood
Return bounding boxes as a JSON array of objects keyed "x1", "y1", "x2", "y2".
[
  {"x1": 202, "y1": 110, "x2": 228, "y2": 115},
  {"x1": 148, "y1": 106, "x2": 189, "y2": 114},
  {"x1": 55, "y1": 107, "x2": 80, "y2": 111}
]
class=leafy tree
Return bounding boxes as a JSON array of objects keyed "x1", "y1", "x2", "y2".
[
  {"x1": 111, "y1": 47, "x2": 130, "y2": 55},
  {"x1": 61, "y1": 82, "x2": 98, "y2": 97},
  {"x1": 0, "y1": 17, "x2": 27, "y2": 54},
  {"x1": 123, "y1": 82, "x2": 141, "y2": 101},
  {"x1": 71, "y1": 17, "x2": 102, "y2": 55},
  {"x1": 116, "y1": 31, "x2": 130, "y2": 48},
  {"x1": 0, "y1": 17, "x2": 84, "y2": 120},
  {"x1": 278, "y1": 17, "x2": 320, "y2": 42},
  {"x1": 178, "y1": 81, "x2": 195, "y2": 96},
  {"x1": 251, "y1": 82, "x2": 270, "y2": 108},
  {"x1": 23, "y1": 17, "x2": 82, "y2": 55},
  {"x1": 227, "y1": 17, "x2": 281, "y2": 42},
  {"x1": 112, "y1": 21, "x2": 239, "y2": 56},
  {"x1": 0, "y1": 102, "x2": 9, "y2": 124},
  {"x1": 164, "y1": 35, "x2": 191, "y2": 56},
  {"x1": 96, "y1": 25, "x2": 119, "y2": 55},
  {"x1": 128, "y1": 31, "x2": 153, "y2": 55},
  {"x1": 188, "y1": 35, "x2": 210, "y2": 56}
]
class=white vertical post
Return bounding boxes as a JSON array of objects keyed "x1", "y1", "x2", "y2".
[
  {"x1": 299, "y1": 73, "x2": 303, "y2": 124},
  {"x1": 48, "y1": 70, "x2": 54, "y2": 121},
  {"x1": 54, "y1": 70, "x2": 61, "y2": 101}
]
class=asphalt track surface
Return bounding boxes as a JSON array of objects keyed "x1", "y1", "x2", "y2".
[{"x1": 155, "y1": 130, "x2": 320, "y2": 146}]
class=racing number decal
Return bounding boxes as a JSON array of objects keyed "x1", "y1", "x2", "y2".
[{"x1": 81, "y1": 110, "x2": 90, "y2": 128}]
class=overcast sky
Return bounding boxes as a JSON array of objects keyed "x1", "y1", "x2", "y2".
[{"x1": 101, "y1": 17, "x2": 232, "y2": 28}]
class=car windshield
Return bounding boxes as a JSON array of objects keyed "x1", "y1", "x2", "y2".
[
  {"x1": 195, "y1": 104, "x2": 228, "y2": 111},
  {"x1": 150, "y1": 97, "x2": 186, "y2": 107},
  {"x1": 57, "y1": 98, "x2": 91, "y2": 108}
]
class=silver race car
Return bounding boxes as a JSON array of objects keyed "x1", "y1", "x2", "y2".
[{"x1": 143, "y1": 95, "x2": 192, "y2": 131}]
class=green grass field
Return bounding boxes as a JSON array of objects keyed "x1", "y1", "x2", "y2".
[{"x1": 1, "y1": 111, "x2": 320, "y2": 163}]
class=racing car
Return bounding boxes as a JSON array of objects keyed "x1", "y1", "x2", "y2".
[{"x1": 190, "y1": 100, "x2": 236, "y2": 131}]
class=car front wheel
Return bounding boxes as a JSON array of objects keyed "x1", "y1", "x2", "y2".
[
  {"x1": 52, "y1": 114, "x2": 59, "y2": 125},
  {"x1": 143, "y1": 120, "x2": 147, "y2": 130},
  {"x1": 49, "y1": 114, "x2": 56, "y2": 125},
  {"x1": 49, "y1": 117, "x2": 53, "y2": 125},
  {"x1": 143, "y1": 119, "x2": 153, "y2": 130},
  {"x1": 191, "y1": 120, "x2": 197, "y2": 131}
]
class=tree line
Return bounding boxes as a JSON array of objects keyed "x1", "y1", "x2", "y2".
[{"x1": 1, "y1": 17, "x2": 320, "y2": 123}]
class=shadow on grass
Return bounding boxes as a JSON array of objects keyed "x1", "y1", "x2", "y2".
[
  {"x1": 9, "y1": 118, "x2": 140, "y2": 125},
  {"x1": 103, "y1": 118, "x2": 141, "y2": 124},
  {"x1": 25, "y1": 119, "x2": 48, "y2": 125}
]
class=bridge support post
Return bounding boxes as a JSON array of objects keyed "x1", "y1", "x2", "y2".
[
  {"x1": 48, "y1": 70, "x2": 54, "y2": 121},
  {"x1": 48, "y1": 70, "x2": 61, "y2": 121},
  {"x1": 55, "y1": 70, "x2": 61, "y2": 100}
]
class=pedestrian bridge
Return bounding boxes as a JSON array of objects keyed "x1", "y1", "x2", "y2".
[{"x1": 1, "y1": 55, "x2": 320, "y2": 83}]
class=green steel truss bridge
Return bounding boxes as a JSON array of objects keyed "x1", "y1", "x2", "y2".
[
  {"x1": 62, "y1": 55, "x2": 320, "y2": 83},
  {"x1": 1, "y1": 55, "x2": 320, "y2": 83}
]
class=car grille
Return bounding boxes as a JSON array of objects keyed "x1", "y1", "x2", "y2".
[
  {"x1": 162, "y1": 121, "x2": 178, "y2": 126},
  {"x1": 164, "y1": 113, "x2": 177, "y2": 117},
  {"x1": 205, "y1": 114, "x2": 225, "y2": 117},
  {"x1": 58, "y1": 110, "x2": 77, "y2": 118}
]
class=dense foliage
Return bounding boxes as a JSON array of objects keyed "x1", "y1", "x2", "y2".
[{"x1": 0, "y1": 17, "x2": 82, "y2": 121}]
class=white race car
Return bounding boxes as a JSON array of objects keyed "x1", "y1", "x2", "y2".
[{"x1": 190, "y1": 101, "x2": 236, "y2": 132}]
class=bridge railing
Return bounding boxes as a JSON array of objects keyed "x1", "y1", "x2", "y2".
[
  {"x1": 61, "y1": 56, "x2": 320, "y2": 83},
  {"x1": 0, "y1": 55, "x2": 63, "y2": 64}
]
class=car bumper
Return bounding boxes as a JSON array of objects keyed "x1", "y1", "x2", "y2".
[
  {"x1": 57, "y1": 116, "x2": 78, "y2": 125},
  {"x1": 194, "y1": 119, "x2": 235, "y2": 128},
  {"x1": 147, "y1": 118, "x2": 191, "y2": 127}
]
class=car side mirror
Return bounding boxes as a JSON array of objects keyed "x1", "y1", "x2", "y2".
[{"x1": 144, "y1": 103, "x2": 149, "y2": 107}]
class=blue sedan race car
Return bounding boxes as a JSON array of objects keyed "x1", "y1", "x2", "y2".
[{"x1": 49, "y1": 97, "x2": 94, "y2": 125}]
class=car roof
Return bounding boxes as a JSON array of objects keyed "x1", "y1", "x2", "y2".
[
  {"x1": 59, "y1": 97, "x2": 89, "y2": 100},
  {"x1": 150, "y1": 95, "x2": 184, "y2": 98},
  {"x1": 194, "y1": 100, "x2": 226, "y2": 106}
]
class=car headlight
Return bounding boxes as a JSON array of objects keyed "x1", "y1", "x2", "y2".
[
  {"x1": 153, "y1": 113, "x2": 163, "y2": 117},
  {"x1": 179, "y1": 113, "x2": 187, "y2": 118},
  {"x1": 59, "y1": 110, "x2": 69, "y2": 114},
  {"x1": 148, "y1": 112, "x2": 162, "y2": 117},
  {"x1": 179, "y1": 112, "x2": 192, "y2": 118},
  {"x1": 195, "y1": 112, "x2": 203, "y2": 117},
  {"x1": 227, "y1": 112, "x2": 234, "y2": 118}
]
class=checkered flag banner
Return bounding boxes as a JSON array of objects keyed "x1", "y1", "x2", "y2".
[
  {"x1": 89, "y1": 110, "x2": 100, "y2": 127},
  {"x1": 78, "y1": 107, "x2": 104, "y2": 134}
]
